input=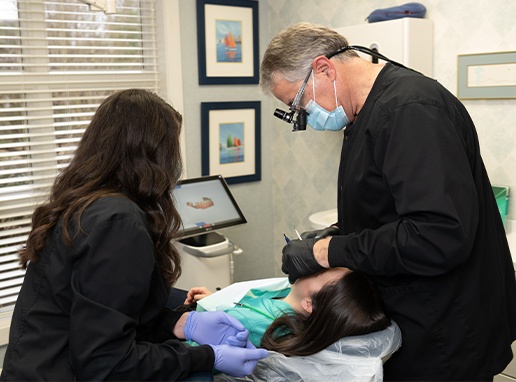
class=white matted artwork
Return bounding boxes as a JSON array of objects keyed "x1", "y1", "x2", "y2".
[
  {"x1": 196, "y1": 0, "x2": 259, "y2": 85},
  {"x1": 458, "y1": 51, "x2": 516, "y2": 99},
  {"x1": 201, "y1": 101, "x2": 261, "y2": 184}
]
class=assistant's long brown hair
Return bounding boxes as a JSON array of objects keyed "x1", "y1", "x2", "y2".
[
  {"x1": 19, "y1": 89, "x2": 184, "y2": 285},
  {"x1": 260, "y1": 271, "x2": 390, "y2": 356}
]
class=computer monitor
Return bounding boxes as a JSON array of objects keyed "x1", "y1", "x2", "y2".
[{"x1": 173, "y1": 175, "x2": 247, "y2": 244}]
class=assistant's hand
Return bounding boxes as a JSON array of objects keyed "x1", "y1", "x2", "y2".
[
  {"x1": 184, "y1": 311, "x2": 249, "y2": 346},
  {"x1": 300, "y1": 226, "x2": 339, "y2": 240},
  {"x1": 281, "y1": 238, "x2": 326, "y2": 284},
  {"x1": 184, "y1": 286, "x2": 212, "y2": 304},
  {"x1": 210, "y1": 344, "x2": 268, "y2": 377}
]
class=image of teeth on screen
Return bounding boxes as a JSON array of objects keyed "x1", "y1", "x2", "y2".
[{"x1": 173, "y1": 175, "x2": 246, "y2": 238}]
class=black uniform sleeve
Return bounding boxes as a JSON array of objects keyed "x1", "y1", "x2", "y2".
[
  {"x1": 135, "y1": 307, "x2": 184, "y2": 343},
  {"x1": 68, "y1": 208, "x2": 214, "y2": 380},
  {"x1": 329, "y1": 102, "x2": 479, "y2": 277}
]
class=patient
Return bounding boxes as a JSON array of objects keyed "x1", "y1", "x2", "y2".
[{"x1": 184, "y1": 269, "x2": 391, "y2": 356}]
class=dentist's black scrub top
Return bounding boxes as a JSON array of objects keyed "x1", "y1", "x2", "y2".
[
  {"x1": 1, "y1": 196, "x2": 214, "y2": 381},
  {"x1": 329, "y1": 64, "x2": 516, "y2": 380}
]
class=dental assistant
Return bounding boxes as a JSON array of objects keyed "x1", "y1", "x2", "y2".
[
  {"x1": 261, "y1": 22, "x2": 516, "y2": 381},
  {"x1": 0, "y1": 89, "x2": 267, "y2": 381}
]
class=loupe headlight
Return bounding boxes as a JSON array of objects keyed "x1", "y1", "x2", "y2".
[{"x1": 273, "y1": 106, "x2": 307, "y2": 132}]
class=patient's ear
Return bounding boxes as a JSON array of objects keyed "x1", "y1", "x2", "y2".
[{"x1": 301, "y1": 297, "x2": 313, "y2": 315}]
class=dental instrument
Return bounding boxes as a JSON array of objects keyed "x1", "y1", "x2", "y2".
[{"x1": 294, "y1": 226, "x2": 302, "y2": 241}]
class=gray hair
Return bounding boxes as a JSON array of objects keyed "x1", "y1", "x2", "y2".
[{"x1": 260, "y1": 22, "x2": 358, "y2": 94}]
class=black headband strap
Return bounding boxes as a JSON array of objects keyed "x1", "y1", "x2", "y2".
[{"x1": 326, "y1": 45, "x2": 405, "y2": 68}]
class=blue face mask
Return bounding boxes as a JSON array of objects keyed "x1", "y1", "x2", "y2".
[{"x1": 305, "y1": 75, "x2": 349, "y2": 131}]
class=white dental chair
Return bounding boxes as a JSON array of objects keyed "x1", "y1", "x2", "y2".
[
  {"x1": 196, "y1": 277, "x2": 402, "y2": 382},
  {"x1": 214, "y1": 321, "x2": 402, "y2": 382}
]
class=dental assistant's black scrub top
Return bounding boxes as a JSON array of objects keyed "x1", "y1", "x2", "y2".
[
  {"x1": 328, "y1": 64, "x2": 516, "y2": 380},
  {"x1": 1, "y1": 196, "x2": 214, "y2": 381}
]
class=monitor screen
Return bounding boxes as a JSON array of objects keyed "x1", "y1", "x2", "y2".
[{"x1": 173, "y1": 175, "x2": 247, "y2": 238}]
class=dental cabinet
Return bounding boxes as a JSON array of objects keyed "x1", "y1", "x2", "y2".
[
  {"x1": 174, "y1": 232, "x2": 240, "y2": 292},
  {"x1": 335, "y1": 18, "x2": 433, "y2": 77}
]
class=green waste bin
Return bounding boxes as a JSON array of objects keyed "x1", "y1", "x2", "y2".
[{"x1": 492, "y1": 186, "x2": 509, "y2": 229}]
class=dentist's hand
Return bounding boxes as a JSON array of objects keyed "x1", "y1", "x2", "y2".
[
  {"x1": 300, "y1": 226, "x2": 339, "y2": 240},
  {"x1": 184, "y1": 311, "x2": 250, "y2": 347},
  {"x1": 209, "y1": 344, "x2": 268, "y2": 377},
  {"x1": 281, "y1": 238, "x2": 326, "y2": 284}
]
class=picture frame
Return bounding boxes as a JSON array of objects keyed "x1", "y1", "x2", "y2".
[
  {"x1": 196, "y1": 0, "x2": 259, "y2": 85},
  {"x1": 457, "y1": 51, "x2": 516, "y2": 99},
  {"x1": 201, "y1": 101, "x2": 261, "y2": 184}
]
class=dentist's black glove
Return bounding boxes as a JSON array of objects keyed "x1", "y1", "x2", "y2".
[
  {"x1": 300, "y1": 226, "x2": 339, "y2": 240},
  {"x1": 281, "y1": 238, "x2": 325, "y2": 284}
]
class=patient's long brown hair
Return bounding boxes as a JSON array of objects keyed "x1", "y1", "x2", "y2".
[
  {"x1": 260, "y1": 271, "x2": 390, "y2": 356},
  {"x1": 19, "y1": 89, "x2": 184, "y2": 285}
]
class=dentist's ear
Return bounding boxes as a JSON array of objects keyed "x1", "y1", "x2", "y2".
[
  {"x1": 300, "y1": 297, "x2": 313, "y2": 315},
  {"x1": 311, "y1": 55, "x2": 336, "y2": 80}
]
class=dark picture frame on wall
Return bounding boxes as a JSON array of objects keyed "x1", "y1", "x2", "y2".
[
  {"x1": 457, "y1": 51, "x2": 516, "y2": 99},
  {"x1": 196, "y1": 0, "x2": 259, "y2": 85},
  {"x1": 201, "y1": 101, "x2": 261, "y2": 184}
]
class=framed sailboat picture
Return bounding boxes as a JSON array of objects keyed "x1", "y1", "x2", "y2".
[
  {"x1": 196, "y1": 0, "x2": 259, "y2": 85},
  {"x1": 201, "y1": 101, "x2": 261, "y2": 184}
]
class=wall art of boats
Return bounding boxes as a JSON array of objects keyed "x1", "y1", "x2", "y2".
[{"x1": 224, "y1": 32, "x2": 237, "y2": 51}]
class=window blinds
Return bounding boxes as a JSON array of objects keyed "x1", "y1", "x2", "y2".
[{"x1": 0, "y1": 0, "x2": 159, "y2": 312}]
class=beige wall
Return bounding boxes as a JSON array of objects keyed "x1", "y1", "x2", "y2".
[{"x1": 177, "y1": 1, "x2": 275, "y2": 282}]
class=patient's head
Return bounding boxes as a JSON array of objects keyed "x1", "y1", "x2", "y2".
[
  {"x1": 261, "y1": 270, "x2": 391, "y2": 356},
  {"x1": 284, "y1": 267, "x2": 350, "y2": 315}
]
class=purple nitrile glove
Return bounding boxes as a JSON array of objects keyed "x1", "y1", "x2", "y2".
[
  {"x1": 227, "y1": 330, "x2": 254, "y2": 348},
  {"x1": 209, "y1": 344, "x2": 268, "y2": 377},
  {"x1": 184, "y1": 311, "x2": 249, "y2": 346}
]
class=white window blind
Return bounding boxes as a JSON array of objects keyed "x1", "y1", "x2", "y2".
[{"x1": 0, "y1": 0, "x2": 159, "y2": 313}]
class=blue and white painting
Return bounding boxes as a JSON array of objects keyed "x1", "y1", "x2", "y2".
[
  {"x1": 215, "y1": 19, "x2": 242, "y2": 63},
  {"x1": 219, "y1": 122, "x2": 244, "y2": 164}
]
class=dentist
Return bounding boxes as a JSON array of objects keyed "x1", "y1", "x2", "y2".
[{"x1": 261, "y1": 22, "x2": 516, "y2": 381}]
